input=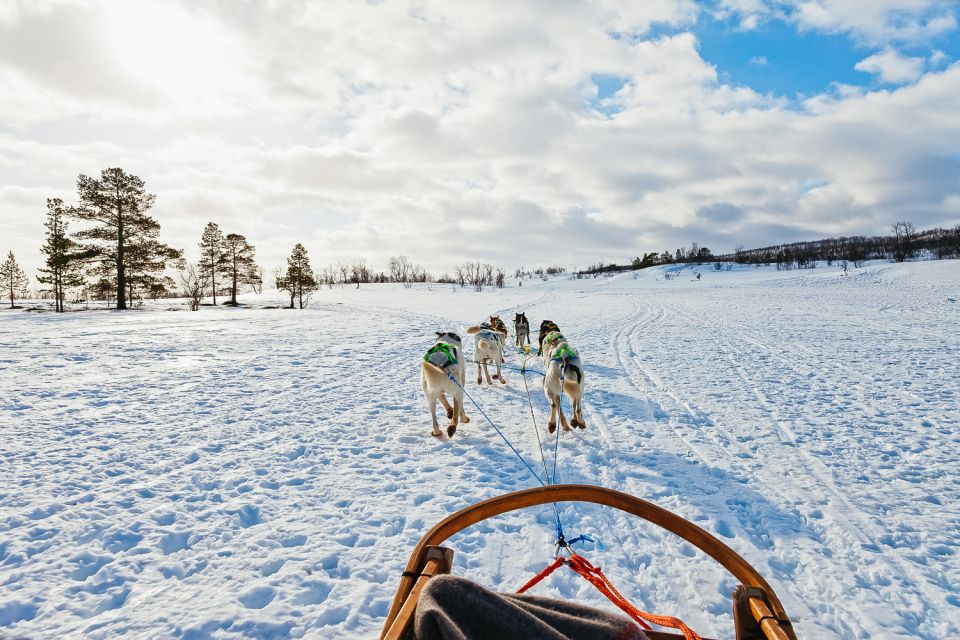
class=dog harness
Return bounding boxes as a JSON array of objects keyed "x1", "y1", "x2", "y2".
[
  {"x1": 552, "y1": 343, "x2": 579, "y2": 362},
  {"x1": 477, "y1": 329, "x2": 504, "y2": 346},
  {"x1": 425, "y1": 343, "x2": 458, "y2": 370},
  {"x1": 542, "y1": 331, "x2": 565, "y2": 347}
]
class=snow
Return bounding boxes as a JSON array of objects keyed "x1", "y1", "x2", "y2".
[{"x1": 1, "y1": 260, "x2": 958, "y2": 639}]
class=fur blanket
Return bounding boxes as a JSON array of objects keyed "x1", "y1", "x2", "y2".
[{"x1": 414, "y1": 575, "x2": 648, "y2": 640}]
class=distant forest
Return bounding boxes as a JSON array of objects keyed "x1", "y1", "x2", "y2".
[
  {"x1": 577, "y1": 222, "x2": 960, "y2": 276},
  {"x1": 3, "y1": 166, "x2": 958, "y2": 311}
]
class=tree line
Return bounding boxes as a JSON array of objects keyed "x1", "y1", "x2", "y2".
[
  {"x1": 10, "y1": 168, "x2": 951, "y2": 309},
  {"x1": 0, "y1": 167, "x2": 317, "y2": 311},
  {"x1": 717, "y1": 222, "x2": 960, "y2": 270},
  {"x1": 575, "y1": 222, "x2": 960, "y2": 277},
  {"x1": 1, "y1": 167, "x2": 520, "y2": 311}
]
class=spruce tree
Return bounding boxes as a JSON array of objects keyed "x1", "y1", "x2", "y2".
[
  {"x1": 277, "y1": 243, "x2": 317, "y2": 309},
  {"x1": 68, "y1": 168, "x2": 181, "y2": 309},
  {"x1": 0, "y1": 250, "x2": 30, "y2": 308},
  {"x1": 198, "y1": 222, "x2": 226, "y2": 304},
  {"x1": 38, "y1": 198, "x2": 86, "y2": 312},
  {"x1": 221, "y1": 233, "x2": 259, "y2": 305}
]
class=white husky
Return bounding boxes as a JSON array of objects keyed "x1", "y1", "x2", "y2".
[
  {"x1": 540, "y1": 325, "x2": 585, "y2": 433},
  {"x1": 421, "y1": 332, "x2": 470, "y2": 437},
  {"x1": 466, "y1": 323, "x2": 507, "y2": 386}
]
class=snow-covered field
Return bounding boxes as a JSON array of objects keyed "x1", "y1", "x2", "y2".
[{"x1": 2, "y1": 261, "x2": 959, "y2": 639}]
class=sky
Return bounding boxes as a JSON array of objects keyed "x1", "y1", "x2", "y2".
[{"x1": 1, "y1": 0, "x2": 959, "y2": 278}]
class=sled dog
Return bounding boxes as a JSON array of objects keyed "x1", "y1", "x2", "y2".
[
  {"x1": 466, "y1": 321, "x2": 507, "y2": 386},
  {"x1": 489, "y1": 315, "x2": 509, "y2": 348},
  {"x1": 537, "y1": 319, "x2": 560, "y2": 356},
  {"x1": 421, "y1": 332, "x2": 470, "y2": 437},
  {"x1": 540, "y1": 323, "x2": 585, "y2": 433},
  {"x1": 514, "y1": 312, "x2": 530, "y2": 348}
]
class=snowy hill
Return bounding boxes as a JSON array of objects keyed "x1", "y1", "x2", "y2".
[{"x1": 2, "y1": 260, "x2": 958, "y2": 638}]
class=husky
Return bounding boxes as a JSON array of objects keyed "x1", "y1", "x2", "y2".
[
  {"x1": 537, "y1": 319, "x2": 560, "y2": 356},
  {"x1": 489, "y1": 315, "x2": 509, "y2": 349},
  {"x1": 540, "y1": 323, "x2": 585, "y2": 433},
  {"x1": 466, "y1": 321, "x2": 507, "y2": 386},
  {"x1": 514, "y1": 312, "x2": 530, "y2": 348},
  {"x1": 421, "y1": 332, "x2": 471, "y2": 437}
]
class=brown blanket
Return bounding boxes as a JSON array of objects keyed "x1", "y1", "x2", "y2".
[{"x1": 414, "y1": 575, "x2": 648, "y2": 640}]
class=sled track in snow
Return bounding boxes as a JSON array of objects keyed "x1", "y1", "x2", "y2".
[{"x1": 610, "y1": 293, "x2": 957, "y2": 638}]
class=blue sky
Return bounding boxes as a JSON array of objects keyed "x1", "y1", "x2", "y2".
[{"x1": 692, "y1": 13, "x2": 960, "y2": 98}]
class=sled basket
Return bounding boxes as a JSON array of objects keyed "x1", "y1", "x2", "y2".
[{"x1": 380, "y1": 484, "x2": 796, "y2": 640}]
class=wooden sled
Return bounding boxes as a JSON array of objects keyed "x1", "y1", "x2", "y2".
[{"x1": 381, "y1": 484, "x2": 796, "y2": 640}]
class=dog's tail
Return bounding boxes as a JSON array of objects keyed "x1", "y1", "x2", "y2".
[{"x1": 563, "y1": 362, "x2": 582, "y2": 385}]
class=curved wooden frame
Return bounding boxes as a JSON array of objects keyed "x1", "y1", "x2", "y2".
[{"x1": 381, "y1": 484, "x2": 796, "y2": 640}]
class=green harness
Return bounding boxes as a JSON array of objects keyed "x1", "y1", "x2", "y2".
[
  {"x1": 543, "y1": 331, "x2": 565, "y2": 346},
  {"x1": 424, "y1": 343, "x2": 457, "y2": 369},
  {"x1": 552, "y1": 343, "x2": 579, "y2": 362}
]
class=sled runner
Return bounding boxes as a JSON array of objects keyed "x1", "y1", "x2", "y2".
[{"x1": 381, "y1": 484, "x2": 796, "y2": 640}]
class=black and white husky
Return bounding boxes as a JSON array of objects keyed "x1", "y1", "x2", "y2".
[
  {"x1": 539, "y1": 322, "x2": 585, "y2": 433},
  {"x1": 514, "y1": 312, "x2": 530, "y2": 348},
  {"x1": 421, "y1": 332, "x2": 470, "y2": 437}
]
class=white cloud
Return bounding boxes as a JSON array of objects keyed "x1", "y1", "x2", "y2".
[
  {"x1": 855, "y1": 48, "x2": 925, "y2": 84},
  {"x1": 717, "y1": 0, "x2": 957, "y2": 45},
  {"x1": 0, "y1": 0, "x2": 958, "y2": 280}
]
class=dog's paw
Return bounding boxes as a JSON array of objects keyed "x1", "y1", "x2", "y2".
[
  {"x1": 548, "y1": 423, "x2": 556, "y2": 434},
  {"x1": 460, "y1": 416, "x2": 471, "y2": 423},
  {"x1": 447, "y1": 424, "x2": 457, "y2": 437},
  {"x1": 431, "y1": 430, "x2": 443, "y2": 438},
  {"x1": 499, "y1": 377, "x2": 507, "y2": 384}
]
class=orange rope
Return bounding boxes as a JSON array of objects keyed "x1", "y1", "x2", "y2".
[
  {"x1": 566, "y1": 554, "x2": 701, "y2": 640},
  {"x1": 516, "y1": 557, "x2": 565, "y2": 594}
]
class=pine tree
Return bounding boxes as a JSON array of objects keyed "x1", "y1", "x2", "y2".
[
  {"x1": 221, "y1": 233, "x2": 260, "y2": 305},
  {"x1": 198, "y1": 222, "x2": 226, "y2": 304},
  {"x1": 0, "y1": 250, "x2": 30, "y2": 308},
  {"x1": 38, "y1": 198, "x2": 86, "y2": 312},
  {"x1": 277, "y1": 243, "x2": 317, "y2": 309},
  {"x1": 68, "y1": 168, "x2": 181, "y2": 310}
]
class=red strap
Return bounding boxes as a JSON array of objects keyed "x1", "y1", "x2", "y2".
[
  {"x1": 516, "y1": 557, "x2": 565, "y2": 594},
  {"x1": 566, "y1": 554, "x2": 702, "y2": 640}
]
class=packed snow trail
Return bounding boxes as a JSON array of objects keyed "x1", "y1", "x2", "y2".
[{"x1": 1, "y1": 261, "x2": 958, "y2": 639}]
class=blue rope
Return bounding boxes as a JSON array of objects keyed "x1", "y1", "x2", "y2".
[
  {"x1": 551, "y1": 360, "x2": 567, "y2": 485},
  {"x1": 466, "y1": 359, "x2": 545, "y2": 377},
  {"x1": 445, "y1": 372, "x2": 546, "y2": 486}
]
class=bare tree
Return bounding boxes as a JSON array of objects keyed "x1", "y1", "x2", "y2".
[
  {"x1": 891, "y1": 221, "x2": 916, "y2": 262},
  {"x1": 388, "y1": 255, "x2": 412, "y2": 283},
  {"x1": 177, "y1": 260, "x2": 208, "y2": 311},
  {"x1": 336, "y1": 261, "x2": 350, "y2": 286},
  {"x1": 252, "y1": 265, "x2": 264, "y2": 294}
]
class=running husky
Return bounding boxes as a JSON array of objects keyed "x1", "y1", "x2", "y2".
[
  {"x1": 489, "y1": 315, "x2": 509, "y2": 348},
  {"x1": 466, "y1": 321, "x2": 507, "y2": 386},
  {"x1": 514, "y1": 312, "x2": 530, "y2": 348},
  {"x1": 536, "y1": 319, "x2": 560, "y2": 356},
  {"x1": 539, "y1": 322, "x2": 585, "y2": 433},
  {"x1": 421, "y1": 332, "x2": 470, "y2": 437}
]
